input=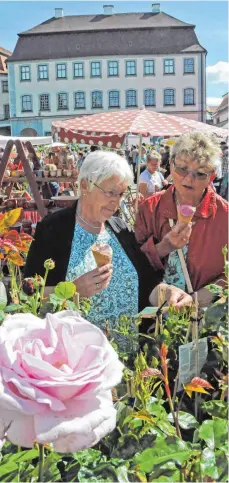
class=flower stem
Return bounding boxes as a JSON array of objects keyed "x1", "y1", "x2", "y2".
[
  {"x1": 40, "y1": 267, "x2": 49, "y2": 304},
  {"x1": 38, "y1": 444, "x2": 44, "y2": 482}
]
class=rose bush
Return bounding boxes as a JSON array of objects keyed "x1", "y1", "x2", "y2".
[{"x1": 0, "y1": 310, "x2": 123, "y2": 452}]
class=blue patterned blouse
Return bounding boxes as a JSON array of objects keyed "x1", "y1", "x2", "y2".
[{"x1": 66, "y1": 223, "x2": 139, "y2": 336}]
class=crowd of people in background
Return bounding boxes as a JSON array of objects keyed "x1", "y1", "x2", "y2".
[{"x1": 123, "y1": 138, "x2": 228, "y2": 202}]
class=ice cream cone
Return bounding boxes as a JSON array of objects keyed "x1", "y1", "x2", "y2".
[
  {"x1": 91, "y1": 243, "x2": 113, "y2": 267},
  {"x1": 177, "y1": 205, "x2": 196, "y2": 224}
]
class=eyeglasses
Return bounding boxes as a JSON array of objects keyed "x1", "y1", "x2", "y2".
[
  {"x1": 173, "y1": 161, "x2": 213, "y2": 181},
  {"x1": 93, "y1": 183, "x2": 127, "y2": 199}
]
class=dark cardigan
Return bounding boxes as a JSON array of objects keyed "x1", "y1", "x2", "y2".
[{"x1": 24, "y1": 202, "x2": 163, "y2": 311}]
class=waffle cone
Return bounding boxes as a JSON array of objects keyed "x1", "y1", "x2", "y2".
[
  {"x1": 177, "y1": 212, "x2": 194, "y2": 224},
  {"x1": 91, "y1": 244, "x2": 113, "y2": 267}
]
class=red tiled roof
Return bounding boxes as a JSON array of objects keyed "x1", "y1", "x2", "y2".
[
  {"x1": 213, "y1": 94, "x2": 228, "y2": 115},
  {"x1": 0, "y1": 46, "x2": 12, "y2": 74},
  {"x1": 0, "y1": 46, "x2": 12, "y2": 56}
]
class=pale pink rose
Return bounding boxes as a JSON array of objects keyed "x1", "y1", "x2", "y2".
[{"x1": 0, "y1": 311, "x2": 123, "y2": 452}]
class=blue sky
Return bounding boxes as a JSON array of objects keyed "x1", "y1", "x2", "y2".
[{"x1": 0, "y1": 1, "x2": 228, "y2": 105}]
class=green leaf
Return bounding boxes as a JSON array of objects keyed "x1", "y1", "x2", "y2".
[
  {"x1": 198, "y1": 419, "x2": 228, "y2": 450},
  {"x1": 54, "y1": 281, "x2": 76, "y2": 300},
  {"x1": 42, "y1": 452, "x2": 61, "y2": 482},
  {"x1": 146, "y1": 400, "x2": 167, "y2": 419},
  {"x1": 205, "y1": 302, "x2": 228, "y2": 329},
  {"x1": 200, "y1": 447, "x2": 228, "y2": 481},
  {"x1": 201, "y1": 400, "x2": 228, "y2": 419},
  {"x1": 149, "y1": 462, "x2": 180, "y2": 482},
  {"x1": 135, "y1": 436, "x2": 194, "y2": 473},
  {"x1": 205, "y1": 283, "x2": 223, "y2": 295},
  {"x1": 168, "y1": 412, "x2": 199, "y2": 430},
  {"x1": 72, "y1": 449, "x2": 104, "y2": 467},
  {"x1": 156, "y1": 420, "x2": 176, "y2": 436},
  {"x1": 0, "y1": 449, "x2": 39, "y2": 479},
  {"x1": 116, "y1": 465, "x2": 130, "y2": 483},
  {"x1": 5, "y1": 304, "x2": 22, "y2": 313}
]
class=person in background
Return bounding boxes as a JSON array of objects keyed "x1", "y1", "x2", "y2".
[
  {"x1": 139, "y1": 151, "x2": 168, "y2": 198},
  {"x1": 91, "y1": 145, "x2": 99, "y2": 153},
  {"x1": 220, "y1": 144, "x2": 228, "y2": 200},
  {"x1": 125, "y1": 145, "x2": 131, "y2": 163},
  {"x1": 116, "y1": 149, "x2": 124, "y2": 157},
  {"x1": 135, "y1": 131, "x2": 228, "y2": 307},
  {"x1": 0, "y1": 148, "x2": 4, "y2": 160},
  {"x1": 161, "y1": 145, "x2": 171, "y2": 176},
  {"x1": 71, "y1": 149, "x2": 78, "y2": 165},
  {"x1": 131, "y1": 145, "x2": 138, "y2": 180},
  {"x1": 135, "y1": 146, "x2": 147, "y2": 184},
  {"x1": 77, "y1": 152, "x2": 84, "y2": 170},
  {"x1": 39, "y1": 151, "x2": 45, "y2": 167}
]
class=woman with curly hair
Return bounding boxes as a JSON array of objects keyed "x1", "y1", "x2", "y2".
[{"x1": 135, "y1": 131, "x2": 228, "y2": 307}]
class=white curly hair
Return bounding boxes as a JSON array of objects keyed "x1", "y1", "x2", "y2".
[
  {"x1": 78, "y1": 150, "x2": 133, "y2": 193},
  {"x1": 171, "y1": 131, "x2": 221, "y2": 171}
]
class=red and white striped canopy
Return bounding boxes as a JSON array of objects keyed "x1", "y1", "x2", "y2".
[{"x1": 52, "y1": 108, "x2": 227, "y2": 148}]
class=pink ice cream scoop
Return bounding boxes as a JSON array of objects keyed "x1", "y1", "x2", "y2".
[{"x1": 177, "y1": 205, "x2": 196, "y2": 223}]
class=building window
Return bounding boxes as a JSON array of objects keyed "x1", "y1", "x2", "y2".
[
  {"x1": 73, "y1": 62, "x2": 84, "y2": 78},
  {"x1": 21, "y1": 95, "x2": 32, "y2": 112},
  {"x1": 144, "y1": 60, "x2": 154, "y2": 75},
  {"x1": 92, "y1": 91, "x2": 102, "y2": 108},
  {"x1": 56, "y1": 63, "x2": 67, "y2": 79},
  {"x1": 91, "y1": 62, "x2": 101, "y2": 77},
  {"x1": 3, "y1": 104, "x2": 10, "y2": 119},
  {"x1": 38, "y1": 64, "x2": 48, "y2": 80},
  {"x1": 44, "y1": 131, "x2": 52, "y2": 136},
  {"x1": 74, "y1": 91, "x2": 85, "y2": 109},
  {"x1": 164, "y1": 59, "x2": 175, "y2": 74},
  {"x1": 20, "y1": 65, "x2": 31, "y2": 81},
  {"x1": 108, "y1": 61, "x2": 118, "y2": 77},
  {"x1": 144, "y1": 89, "x2": 155, "y2": 106},
  {"x1": 164, "y1": 89, "x2": 175, "y2": 105},
  {"x1": 126, "y1": 89, "x2": 137, "y2": 107},
  {"x1": 39, "y1": 94, "x2": 50, "y2": 111},
  {"x1": 184, "y1": 88, "x2": 194, "y2": 105},
  {"x1": 184, "y1": 58, "x2": 194, "y2": 74},
  {"x1": 126, "y1": 60, "x2": 136, "y2": 76},
  {"x1": 57, "y1": 93, "x2": 68, "y2": 110},
  {"x1": 2, "y1": 80, "x2": 8, "y2": 93},
  {"x1": 109, "y1": 91, "x2": 119, "y2": 108}
]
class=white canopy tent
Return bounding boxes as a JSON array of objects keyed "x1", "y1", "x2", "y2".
[{"x1": 0, "y1": 135, "x2": 52, "y2": 149}]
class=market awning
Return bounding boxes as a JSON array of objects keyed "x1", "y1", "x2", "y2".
[
  {"x1": 52, "y1": 108, "x2": 227, "y2": 148},
  {"x1": 0, "y1": 135, "x2": 52, "y2": 148}
]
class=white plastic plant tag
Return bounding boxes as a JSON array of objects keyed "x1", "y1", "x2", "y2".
[{"x1": 177, "y1": 337, "x2": 208, "y2": 392}]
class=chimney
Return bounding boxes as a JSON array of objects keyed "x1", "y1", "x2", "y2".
[
  {"x1": 152, "y1": 3, "x2": 160, "y2": 13},
  {"x1": 103, "y1": 5, "x2": 114, "y2": 15},
  {"x1": 55, "y1": 8, "x2": 63, "y2": 18}
]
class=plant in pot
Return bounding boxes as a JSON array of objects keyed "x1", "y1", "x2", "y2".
[{"x1": 49, "y1": 164, "x2": 58, "y2": 177}]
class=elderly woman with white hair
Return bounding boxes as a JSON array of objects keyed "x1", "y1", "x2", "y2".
[
  {"x1": 25, "y1": 151, "x2": 192, "y2": 340},
  {"x1": 135, "y1": 131, "x2": 228, "y2": 307}
]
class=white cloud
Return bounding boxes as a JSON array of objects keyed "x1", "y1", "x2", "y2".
[
  {"x1": 206, "y1": 61, "x2": 229, "y2": 84},
  {"x1": 206, "y1": 97, "x2": 222, "y2": 106}
]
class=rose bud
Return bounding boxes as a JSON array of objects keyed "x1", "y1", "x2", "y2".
[
  {"x1": 22, "y1": 278, "x2": 35, "y2": 296},
  {"x1": 44, "y1": 259, "x2": 55, "y2": 270}
]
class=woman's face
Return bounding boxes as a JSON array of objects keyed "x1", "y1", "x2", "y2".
[
  {"x1": 170, "y1": 155, "x2": 214, "y2": 202},
  {"x1": 82, "y1": 175, "x2": 129, "y2": 223},
  {"x1": 147, "y1": 159, "x2": 160, "y2": 173}
]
